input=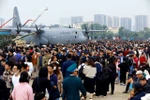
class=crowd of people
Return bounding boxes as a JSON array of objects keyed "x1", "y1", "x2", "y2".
[{"x1": 0, "y1": 40, "x2": 150, "y2": 100}]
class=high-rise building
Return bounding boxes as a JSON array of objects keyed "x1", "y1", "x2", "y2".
[
  {"x1": 71, "y1": 16, "x2": 83, "y2": 25},
  {"x1": 94, "y1": 14, "x2": 120, "y2": 28},
  {"x1": 59, "y1": 17, "x2": 71, "y2": 25},
  {"x1": 112, "y1": 16, "x2": 120, "y2": 28},
  {"x1": 0, "y1": 18, "x2": 5, "y2": 26},
  {"x1": 94, "y1": 14, "x2": 107, "y2": 25},
  {"x1": 120, "y1": 17, "x2": 132, "y2": 31},
  {"x1": 135, "y1": 15, "x2": 149, "y2": 32},
  {"x1": 106, "y1": 16, "x2": 113, "y2": 28}
]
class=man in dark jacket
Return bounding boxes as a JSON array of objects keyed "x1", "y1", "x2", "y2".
[
  {"x1": 129, "y1": 82, "x2": 145, "y2": 100},
  {"x1": 139, "y1": 77, "x2": 150, "y2": 93},
  {"x1": 7, "y1": 49, "x2": 16, "y2": 65},
  {"x1": 118, "y1": 57, "x2": 129, "y2": 86},
  {"x1": 62, "y1": 63, "x2": 86, "y2": 100}
]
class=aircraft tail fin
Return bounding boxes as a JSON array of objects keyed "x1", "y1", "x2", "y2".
[{"x1": 12, "y1": 6, "x2": 22, "y2": 28}]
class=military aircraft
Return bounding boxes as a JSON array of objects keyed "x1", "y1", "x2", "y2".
[{"x1": 0, "y1": 7, "x2": 104, "y2": 45}]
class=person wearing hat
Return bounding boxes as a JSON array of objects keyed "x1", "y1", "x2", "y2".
[
  {"x1": 62, "y1": 63, "x2": 86, "y2": 100},
  {"x1": 136, "y1": 70, "x2": 144, "y2": 79},
  {"x1": 128, "y1": 82, "x2": 145, "y2": 100},
  {"x1": 61, "y1": 54, "x2": 76, "y2": 78}
]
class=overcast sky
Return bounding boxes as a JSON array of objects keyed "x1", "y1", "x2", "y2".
[{"x1": 0, "y1": 0, "x2": 150, "y2": 25}]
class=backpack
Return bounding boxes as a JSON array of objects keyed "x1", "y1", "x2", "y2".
[
  {"x1": 78, "y1": 64, "x2": 85, "y2": 80},
  {"x1": 96, "y1": 67, "x2": 110, "y2": 81}
]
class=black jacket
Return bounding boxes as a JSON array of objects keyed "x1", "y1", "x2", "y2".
[
  {"x1": 118, "y1": 62, "x2": 129, "y2": 74},
  {"x1": 0, "y1": 79, "x2": 9, "y2": 100},
  {"x1": 32, "y1": 77, "x2": 51, "y2": 95},
  {"x1": 108, "y1": 63, "x2": 116, "y2": 79},
  {"x1": 143, "y1": 80, "x2": 150, "y2": 93}
]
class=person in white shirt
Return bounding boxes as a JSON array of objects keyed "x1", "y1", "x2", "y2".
[
  {"x1": 12, "y1": 64, "x2": 21, "y2": 87},
  {"x1": 83, "y1": 58, "x2": 96, "y2": 100}
]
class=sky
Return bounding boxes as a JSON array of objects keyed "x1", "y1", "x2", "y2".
[{"x1": 0, "y1": 0, "x2": 150, "y2": 25}]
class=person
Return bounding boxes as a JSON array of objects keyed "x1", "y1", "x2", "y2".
[
  {"x1": 53, "y1": 62, "x2": 63, "y2": 94},
  {"x1": 72, "y1": 50, "x2": 79, "y2": 64},
  {"x1": 83, "y1": 58, "x2": 96, "y2": 100},
  {"x1": 118, "y1": 57, "x2": 129, "y2": 86},
  {"x1": 139, "y1": 77, "x2": 150, "y2": 93},
  {"x1": 2, "y1": 61, "x2": 13, "y2": 99},
  {"x1": 42, "y1": 50, "x2": 51, "y2": 67},
  {"x1": 61, "y1": 54, "x2": 76, "y2": 78},
  {"x1": 123, "y1": 70, "x2": 144, "y2": 93},
  {"x1": 7, "y1": 49, "x2": 16, "y2": 65},
  {"x1": 108, "y1": 57, "x2": 116, "y2": 95},
  {"x1": 0, "y1": 78, "x2": 9, "y2": 100},
  {"x1": 21, "y1": 52, "x2": 26, "y2": 62},
  {"x1": 95, "y1": 58, "x2": 110, "y2": 97},
  {"x1": 31, "y1": 50, "x2": 39, "y2": 79},
  {"x1": 0, "y1": 59, "x2": 5, "y2": 79},
  {"x1": 32, "y1": 67, "x2": 51, "y2": 96},
  {"x1": 47, "y1": 64, "x2": 60, "y2": 100},
  {"x1": 136, "y1": 70, "x2": 144, "y2": 79},
  {"x1": 15, "y1": 49, "x2": 22, "y2": 63},
  {"x1": 37, "y1": 53, "x2": 43, "y2": 68},
  {"x1": 11, "y1": 71, "x2": 34, "y2": 100},
  {"x1": 140, "y1": 53, "x2": 147, "y2": 66},
  {"x1": 62, "y1": 63, "x2": 86, "y2": 100},
  {"x1": 49, "y1": 55, "x2": 59, "y2": 65},
  {"x1": 12, "y1": 64, "x2": 21, "y2": 87},
  {"x1": 128, "y1": 82, "x2": 146, "y2": 100},
  {"x1": 59, "y1": 50, "x2": 67, "y2": 65}
]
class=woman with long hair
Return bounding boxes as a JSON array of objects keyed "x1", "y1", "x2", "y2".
[
  {"x1": 48, "y1": 56, "x2": 59, "y2": 65},
  {"x1": 108, "y1": 57, "x2": 116, "y2": 95},
  {"x1": 83, "y1": 58, "x2": 96, "y2": 100},
  {"x1": 11, "y1": 71, "x2": 34, "y2": 100},
  {"x1": 53, "y1": 62, "x2": 63, "y2": 94},
  {"x1": 32, "y1": 67, "x2": 51, "y2": 97}
]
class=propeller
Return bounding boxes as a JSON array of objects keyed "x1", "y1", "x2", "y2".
[
  {"x1": 35, "y1": 24, "x2": 44, "y2": 39},
  {"x1": 83, "y1": 24, "x2": 90, "y2": 40},
  {"x1": 16, "y1": 23, "x2": 21, "y2": 35}
]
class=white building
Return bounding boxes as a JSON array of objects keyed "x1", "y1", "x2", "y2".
[
  {"x1": 135, "y1": 15, "x2": 149, "y2": 32},
  {"x1": 71, "y1": 16, "x2": 83, "y2": 25},
  {"x1": 112, "y1": 16, "x2": 120, "y2": 28},
  {"x1": 120, "y1": 17, "x2": 132, "y2": 31}
]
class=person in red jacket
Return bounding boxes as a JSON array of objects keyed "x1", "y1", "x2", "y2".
[
  {"x1": 133, "y1": 54, "x2": 139, "y2": 68},
  {"x1": 139, "y1": 53, "x2": 147, "y2": 66}
]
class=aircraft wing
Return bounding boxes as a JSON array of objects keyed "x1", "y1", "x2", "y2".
[
  {"x1": 0, "y1": 28, "x2": 12, "y2": 32},
  {"x1": 82, "y1": 30, "x2": 105, "y2": 32},
  {"x1": 0, "y1": 28, "x2": 33, "y2": 33}
]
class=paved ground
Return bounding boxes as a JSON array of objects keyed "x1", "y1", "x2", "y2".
[
  {"x1": 90, "y1": 84, "x2": 129, "y2": 100},
  {"x1": 55, "y1": 84, "x2": 129, "y2": 100}
]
